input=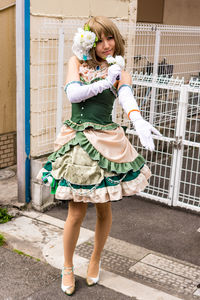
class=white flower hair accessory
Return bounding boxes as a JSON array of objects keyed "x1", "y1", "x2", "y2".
[
  {"x1": 106, "y1": 55, "x2": 125, "y2": 69},
  {"x1": 72, "y1": 24, "x2": 98, "y2": 61}
]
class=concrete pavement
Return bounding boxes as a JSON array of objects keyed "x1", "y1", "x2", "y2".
[{"x1": 1, "y1": 209, "x2": 200, "y2": 300}]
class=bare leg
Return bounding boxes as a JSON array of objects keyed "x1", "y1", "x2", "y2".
[
  {"x1": 63, "y1": 201, "x2": 87, "y2": 286},
  {"x1": 87, "y1": 201, "x2": 112, "y2": 277}
]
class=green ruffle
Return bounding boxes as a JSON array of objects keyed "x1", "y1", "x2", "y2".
[
  {"x1": 48, "y1": 131, "x2": 146, "y2": 174},
  {"x1": 77, "y1": 131, "x2": 146, "y2": 174},
  {"x1": 47, "y1": 137, "x2": 79, "y2": 161},
  {"x1": 63, "y1": 119, "x2": 119, "y2": 132}
]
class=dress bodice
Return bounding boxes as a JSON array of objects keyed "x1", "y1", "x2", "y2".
[
  {"x1": 64, "y1": 62, "x2": 118, "y2": 131},
  {"x1": 70, "y1": 89, "x2": 115, "y2": 126}
]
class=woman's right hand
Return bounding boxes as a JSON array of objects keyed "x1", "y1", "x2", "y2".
[{"x1": 107, "y1": 64, "x2": 122, "y2": 85}]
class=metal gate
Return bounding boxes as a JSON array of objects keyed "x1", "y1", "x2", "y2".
[
  {"x1": 122, "y1": 74, "x2": 200, "y2": 212},
  {"x1": 31, "y1": 19, "x2": 200, "y2": 212}
]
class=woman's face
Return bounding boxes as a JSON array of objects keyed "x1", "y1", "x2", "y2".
[{"x1": 95, "y1": 33, "x2": 115, "y2": 61}]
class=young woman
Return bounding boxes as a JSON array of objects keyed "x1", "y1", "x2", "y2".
[{"x1": 37, "y1": 16, "x2": 161, "y2": 295}]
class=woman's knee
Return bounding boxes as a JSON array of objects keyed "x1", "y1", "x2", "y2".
[
  {"x1": 67, "y1": 201, "x2": 87, "y2": 225},
  {"x1": 95, "y1": 202, "x2": 112, "y2": 221}
]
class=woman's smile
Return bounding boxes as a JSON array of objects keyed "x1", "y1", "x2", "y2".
[{"x1": 95, "y1": 33, "x2": 115, "y2": 60}]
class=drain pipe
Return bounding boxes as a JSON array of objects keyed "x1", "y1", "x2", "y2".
[{"x1": 16, "y1": 0, "x2": 30, "y2": 203}]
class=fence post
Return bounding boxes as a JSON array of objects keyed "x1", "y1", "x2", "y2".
[
  {"x1": 150, "y1": 29, "x2": 161, "y2": 124},
  {"x1": 16, "y1": 0, "x2": 31, "y2": 203},
  {"x1": 56, "y1": 27, "x2": 65, "y2": 137},
  {"x1": 170, "y1": 85, "x2": 188, "y2": 206}
]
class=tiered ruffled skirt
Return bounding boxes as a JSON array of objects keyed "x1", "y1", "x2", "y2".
[{"x1": 37, "y1": 124, "x2": 151, "y2": 203}]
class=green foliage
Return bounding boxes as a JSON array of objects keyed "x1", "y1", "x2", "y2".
[
  {"x1": 0, "y1": 233, "x2": 5, "y2": 246},
  {"x1": 0, "y1": 208, "x2": 13, "y2": 224},
  {"x1": 13, "y1": 249, "x2": 40, "y2": 261},
  {"x1": 84, "y1": 24, "x2": 90, "y2": 31}
]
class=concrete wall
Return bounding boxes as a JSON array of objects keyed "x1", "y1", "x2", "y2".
[
  {"x1": 137, "y1": 0, "x2": 164, "y2": 23},
  {"x1": 137, "y1": 0, "x2": 200, "y2": 26},
  {"x1": 0, "y1": 1, "x2": 16, "y2": 135},
  {"x1": 30, "y1": 0, "x2": 130, "y2": 19},
  {"x1": 0, "y1": 1, "x2": 16, "y2": 169},
  {"x1": 163, "y1": 0, "x2": 200, "y2": 26}
]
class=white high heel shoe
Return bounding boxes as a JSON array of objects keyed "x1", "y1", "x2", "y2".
[
  {"x1": 61, "y1": 266, "x2": 75, "y2": 295},
  {"x1": 86, "y1": 260, "x2": 101, "y2": 286}
]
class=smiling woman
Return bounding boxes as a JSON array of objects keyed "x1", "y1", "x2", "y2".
[
  {"x1": 95, "y1": 33, "x2": 115, "y2": 60},
  {"x1": 86, "y1": 16, "x2": 125, "y2": 68},
  {"x1": 37, "y1": 15, "x2": 161, "y2": 296}
]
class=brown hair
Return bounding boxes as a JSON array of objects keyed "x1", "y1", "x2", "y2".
[{"x1": 82, "y1": 16, "x2": 125, "y2": 68}]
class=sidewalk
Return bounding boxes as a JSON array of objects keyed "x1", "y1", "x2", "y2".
[{"x1": 1, "y1": 209, "x2": 200, "y2": 300}]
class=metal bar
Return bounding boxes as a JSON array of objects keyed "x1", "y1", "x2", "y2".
[
  {"x1": 56, "y1": 27, "x2": 65, "y2": 136},
  {"x1": 24, "y1": 0, "x2": 31, "y2": 203},
  {"x1": 132, "y1": 73, "x2": 184, "y2": 89},
  {"x1": 149, "y1": 29, "x2": 161, "y2": 123},
  {"x1": 171, "y1": 86, "x2": 189, "y2": 207},
  {"x1": 16, "y1": 0, "x2": 25, "y2": 202},
  {"x1": 16, "y1": 0, "x2": 30, "y2": 203}
]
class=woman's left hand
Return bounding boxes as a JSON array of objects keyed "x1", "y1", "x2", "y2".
[{"x1": 131, "y1": 116, "x2": 162, "y2": 151}]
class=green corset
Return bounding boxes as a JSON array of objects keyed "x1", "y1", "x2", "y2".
[{"x1": 64, "y1": 89, "x2": 119, "y2": 131}]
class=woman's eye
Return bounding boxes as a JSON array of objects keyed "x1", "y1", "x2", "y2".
[
  {"x1": 97, "y1": 39, "x2": 102, "y2": 43},
  {"x1": 107, "y1": 36, "x2": 113, "y2": 40}
]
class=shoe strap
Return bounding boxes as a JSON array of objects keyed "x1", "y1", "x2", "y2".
[{"x1": 63, "y1": 266, "x2": 74, "y2": 275}]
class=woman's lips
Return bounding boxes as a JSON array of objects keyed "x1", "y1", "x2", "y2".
[{"x1": 103, "y1": 50, "x2": 112, "y2": 55}]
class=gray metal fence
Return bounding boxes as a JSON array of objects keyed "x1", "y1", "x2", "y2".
[{"x1": 31, "y1": 19, "x2": 200, "y2": 212}]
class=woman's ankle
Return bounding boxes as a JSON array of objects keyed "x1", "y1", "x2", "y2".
[
  {"x1": 90, "y1": 254, "x2": 101, "y2": 263},
  {"x1": 64, "y1": 262, "x2": 73, "y2": 268}
]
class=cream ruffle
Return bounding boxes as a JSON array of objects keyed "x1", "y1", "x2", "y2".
[
  {"x1": 84, "y1": 127, "x2": 138, "y2": 163},
  {"x1": 54, "y1": 125, "x2": 138, "y2": 164},
  {"x1": 55, "y1": 165, "x2": 151, "y2": 203},
  {"x1": 54, "y1": 125, "x2": 76, "y2": 151}
]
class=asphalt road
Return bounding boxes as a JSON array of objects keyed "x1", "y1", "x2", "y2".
[{"x1": 46, "y1": 196, "x2": 200, "y2": 266}]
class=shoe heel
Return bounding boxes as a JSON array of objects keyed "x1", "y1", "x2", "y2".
[{"x1": 86, "y1": 260, "x2": 101, "y2": 286}]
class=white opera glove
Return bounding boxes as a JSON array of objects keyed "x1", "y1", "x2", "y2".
[
  {"x1": 118, "y1": 85, "x2": 161, "y2": 151},
  {"x1": 106, "y1": 64, "x2": 122, "y2": 84},
  {"x1": 65, "y1": 64, "x2": 121, "y2": 103}
]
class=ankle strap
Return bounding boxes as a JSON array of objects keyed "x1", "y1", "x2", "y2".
[{"x1": 63, "y1": 266, "x2": 74, "y2": 271}]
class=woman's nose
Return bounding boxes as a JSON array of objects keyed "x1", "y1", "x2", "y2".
[{"x1": 103, "y1": 39, "x2": 109, "y2": 49}]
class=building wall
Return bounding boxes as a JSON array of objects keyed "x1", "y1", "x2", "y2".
[
  {"x1": 0, "y1": 1, "x2": 16, "y2": 168},
  {"x1": 137, "y1": 0, "x2": 200, "y2": 26},
  {"x1": 163, "y1": 0, "x2": 200, "y2": 26},
  {"x1": 0, "y1": 132, "x2": 16, "y2": 168},
  {"x1": 137, "y1": 0, "x2": 164, "y2": 23},
  {"x1": 0, "y1": 1, "x2": 16, "y2": 135},
  {"x1": 30, "y1": 0, "x2": 130, "y2": 19}
]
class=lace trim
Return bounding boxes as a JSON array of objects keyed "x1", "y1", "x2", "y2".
[
  {"x1": 63, "y1": 119, "x2": 119, "y2": 131},
  {"x1": 79, "y1": 62, "x2": 108, "y2": 83}
]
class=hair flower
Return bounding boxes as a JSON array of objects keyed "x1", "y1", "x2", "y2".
[{"x1": 72, "y1": 25, "x2": 98, "y2": 61}]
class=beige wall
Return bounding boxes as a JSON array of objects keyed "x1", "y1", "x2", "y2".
[
  {"x1": 163, "y1": 0, "x2": 200, "y2": 26},
  {"x1": 30, "y1": 0, "x2": 129, "y2": 19},
  {"x1": 137, "y1": 0, "x2": 164, "y2": 23},
  {"x1": 0, "y1": 3, "x2": 16, "y2": 135},
  {"x1": 137, "y1": 0, "x2": 200, "y2": 26},
  {"x1": 0, "y1": 0, "x2": 15, "y2": 10}
]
